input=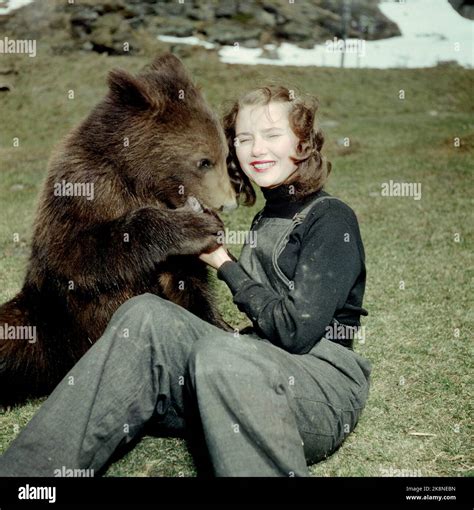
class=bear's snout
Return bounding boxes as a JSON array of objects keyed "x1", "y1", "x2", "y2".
[{"x1": 221, "y1": 200, "x2": 239, "y2": 212}]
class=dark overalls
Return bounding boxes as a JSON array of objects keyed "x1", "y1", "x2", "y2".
[{"x1": 0, "y1": 197, "x2": 372, "y2": 477}]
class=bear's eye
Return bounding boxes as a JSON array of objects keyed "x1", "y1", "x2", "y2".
[{"x1": 198, "y1": 159, "x2": 212, "y2": 170}]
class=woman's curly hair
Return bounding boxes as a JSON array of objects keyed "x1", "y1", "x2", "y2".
[{"x1": 222, "y1": 85, "x2": 332, "y2": 206}]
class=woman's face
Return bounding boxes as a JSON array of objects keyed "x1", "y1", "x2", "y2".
[{"x1": 234, "y1": 102, "x2": 299, "y2": 189}]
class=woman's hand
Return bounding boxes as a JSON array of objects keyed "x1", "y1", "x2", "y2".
[{"x1": 199, "y1": 245, "x2": 232, "y2": 270}]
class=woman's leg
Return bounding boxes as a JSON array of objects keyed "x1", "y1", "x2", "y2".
[
  {"x1": 185, "y1": 335, "x2": 372, "y2": 477},
  {"x1": 0, "y1": 293, "x2": 227, "y2": 477},
  {"x1": 186, "y1": 334, "x2": 310, "y2": 476}
]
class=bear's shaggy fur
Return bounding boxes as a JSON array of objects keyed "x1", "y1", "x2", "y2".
[{"x1": 0, "y1": 53, "x2": 240, "y2": 406}]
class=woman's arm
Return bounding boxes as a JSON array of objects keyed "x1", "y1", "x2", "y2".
[{"x1": 217, "y1": 205, "x2": 364, "y2": 354}]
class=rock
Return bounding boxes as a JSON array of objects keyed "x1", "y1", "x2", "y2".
[
  {"x1": 237, "y1": 0, "x2": 255, "y2": 16},
  {"x1": 206, "y1": 20, "x2": 260, "y2": 46},
  {"x1": 242, "y1": 38, "x2": 260, "y2": 49},
  {"x1": 70, "y1": 7, "x2": 99, "y2": 40},
  {"x1": 188, "y1": 5, "x2": 214, "y2": 22},
  {"x1": 462, "y1": 5, "x2": 474, "y2": 18},
  {"x1": 260, "y1": 46, "x2": 279, "y2": 60},
  {"x1": 120, "y1": 2, "x2": 154, "y2": 18},
  {"x1": 215, "y1": 0, "x2": 238, "y2": 18},
  {"x1": 256, "y1": 9, "x2": 276, "y2": 28},
  {"x1": 87, "y1": 12, "x2": 140, "y2": 54},
  {"x1": 155, "y1": 17, "x2": 195, "y2": 38},
  {"x1": 99, "y1": 1, "x2": 124, "y2": 15},
  {"x1": 261, "y1": 3, "x2": 279, "y2": 15},
  {"x1": 128, "y1": 16, "x2": 145, "y2": 30},
  {"x1": 449, "y1": 0, "x2": 474, "y2": 19},
  {"x1": 0, "y1": 0, "x2": 405, "y2": 56},
  {"x1": 276, "y1": 20, "x2": 314, "y2": 43},
  {"x1": 70, "y1": 7, "x2": 99, "y2": 27},
  {"x1": 154, "y1": 1, "x2": 188, "y2": 18}
]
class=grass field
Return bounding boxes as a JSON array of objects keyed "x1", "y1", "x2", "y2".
[{"x1": 0, "y1": 47, "x2": 472, "y2": 477}]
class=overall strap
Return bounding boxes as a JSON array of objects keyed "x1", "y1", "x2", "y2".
[
  {"x1": 292, "y1": 194, "x2": 341, "y2": 226},
  {"x1": 250, "y1": 209, "x2": 265, "y2": 230},
  {"x1": 251, "y1": 194, "x2": 341, "y2": 231}
]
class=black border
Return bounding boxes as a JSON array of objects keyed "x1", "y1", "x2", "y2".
[{"x1": 0, "y1": 476, "x2": 471, "y2": 507}]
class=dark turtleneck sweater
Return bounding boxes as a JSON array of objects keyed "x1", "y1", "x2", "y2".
[{"x1": 217, "y1": 185, "x2": 368, "y2": 355}]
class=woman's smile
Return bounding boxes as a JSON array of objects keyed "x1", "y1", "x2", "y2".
[{"x1": 250, "y1": 160, "x2": 276, "y2": 172}]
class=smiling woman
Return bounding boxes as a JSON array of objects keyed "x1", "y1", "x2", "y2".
[{"x1": 224, "y1": 85, "x2": 331, "y2": 199}]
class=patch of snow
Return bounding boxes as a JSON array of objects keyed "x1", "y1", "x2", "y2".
[
  {"x1": 158, "y1": 35, "x2": 215, "y2": 50},
  {"x1": 0, "y1": 0, "x2": 34, "y2": 16}
]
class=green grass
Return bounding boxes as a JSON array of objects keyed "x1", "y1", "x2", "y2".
[{"x1": 0, "y1": 48, "x2": 472, "y2": 477}]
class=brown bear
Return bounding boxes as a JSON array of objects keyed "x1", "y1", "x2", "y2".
[{"x1": 0, "y1": 53, "x2": 253, "y2": 407}]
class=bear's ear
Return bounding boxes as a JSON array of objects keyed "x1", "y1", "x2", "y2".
[
  {"x1": 107, "y1": 68, "x2": 160, "y2": 111},
  {"x1": 150, "y1": 53, "x2": 191, "y2": 80}
]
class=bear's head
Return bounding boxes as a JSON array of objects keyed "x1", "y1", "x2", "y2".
[{"x1": 82, "y1": 53, "x2": 238, "y2": 212}]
